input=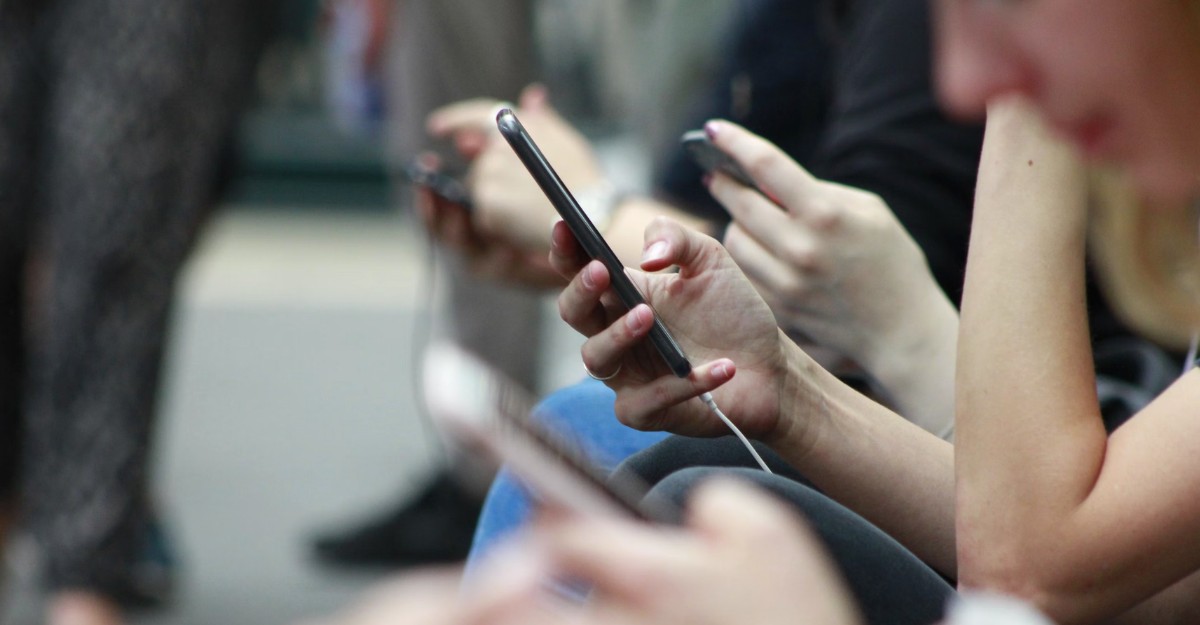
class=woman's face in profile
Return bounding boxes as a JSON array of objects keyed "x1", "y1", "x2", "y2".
[{"x1": 933, "y1": 0, "x2": 1200, "y2": 201}]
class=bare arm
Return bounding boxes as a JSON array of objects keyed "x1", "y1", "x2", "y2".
[
  {"x1": 955, "y1": 98, "x2": 1200, "y2": 623},
  {"x1": 770, "y1": 342, "x2": 959, "y2": 575}
]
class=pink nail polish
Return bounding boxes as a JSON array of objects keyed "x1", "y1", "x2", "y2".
[
  {"x1": 704, "y1": 120, "x2": 720, "y2": 141},
  {"x1": 581, "y1": 264, "x2": 596, "y2": 289},
  {"x1": 626, "y1": 306, "x2": 647, "y2": 332}
]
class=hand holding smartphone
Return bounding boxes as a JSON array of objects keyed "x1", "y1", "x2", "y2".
[
  {"x1": 404, "y1": 158, "x2": 473, "y2": 210},
  {"x1": 495, "y1": 108, "x2": 692, "y2": 379},
  {"x1": 681, "y1": 129, "x2": 759, "y2": 189},
  {"x1": 681, "y1": 129, "x2": 785, "y2": 208}
]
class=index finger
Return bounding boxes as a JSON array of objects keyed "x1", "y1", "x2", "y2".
[
  {"x1": 548, "y1": 220, "x2": 590, "y2": 279},
  {"x1": 709, "y1": 173, "x2": 816, "y2": 266},
  {"x1": 426, "y1": 98, "x2": 507, "y2": 137},
  {"x1": 704, "y1": 120, "x2": 822, "y2": 216}
]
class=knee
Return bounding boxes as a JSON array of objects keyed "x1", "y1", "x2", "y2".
[{"x1": 532, "y1": 379, "x2": 615, "y2": 426}]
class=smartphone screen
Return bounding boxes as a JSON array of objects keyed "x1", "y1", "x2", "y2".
[
  {"x1": 495, "y1": 108, "x2": 692, "y2": 379},
  {"x1": 423, "y1": 344, "x2": 673, "y2": 522}
]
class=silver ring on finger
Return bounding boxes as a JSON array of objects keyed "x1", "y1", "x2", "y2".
[{"x1": 585, "y1": 361, "x2": 622, "y2": 381}]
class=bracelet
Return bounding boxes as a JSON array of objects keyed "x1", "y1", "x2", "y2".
[
  {"x1": 573, "y1": 180, "x2": 626, "y2": 233},
  {"x1": 945, "y1": 592, "x2": 1054, "y2": 625}
]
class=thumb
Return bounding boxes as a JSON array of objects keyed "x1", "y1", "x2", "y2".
[
  {"x1": 518, "y1": 83, "x2": 550, "y2": 112},
  {"x1": 640, "y1": 217, "x2": 728, "y2": 278}
]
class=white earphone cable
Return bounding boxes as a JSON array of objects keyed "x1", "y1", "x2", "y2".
[{"x1": 699, "y1": 392, "x2": 773, "y2": 474}]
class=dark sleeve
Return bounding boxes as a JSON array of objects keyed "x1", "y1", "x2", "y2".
[
  {"x1": 652, "y1": 0, "x2": 835, "y2": 222},
  {"x1": 811, "y1": 0, "x2": 983, "y2": 306}
]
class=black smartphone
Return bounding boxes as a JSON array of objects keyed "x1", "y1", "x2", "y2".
[
  {"x1": 681, "y1": 129, "x2": 762, "y2": 193},
  {"x1": 404, "y1": 159, "x2": 473, "y2": 210},
  {"x1": 495, "y1": 108, "x2": 692, "y2": 379}
]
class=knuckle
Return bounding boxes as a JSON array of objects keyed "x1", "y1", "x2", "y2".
[
  {"x1": 556, "y1": 294, "x2": 576, "y2": 324},
  {"x1": 579, "y1": 349, "x2": 603, "y2": 375},
  {"x1": 743, "y1": 150, "x2": 776, "y2": 182},
  {"x1": 854, "y1": 188, "x2": 886, "y2": 208},
  {"x1": 649, "y1": 382, "x2": 677, "y2": 411},
  {"x1": 781, "y1": 241, "x2": 821, "y2": 272},
  {"x1": 779, "y1": 276, "x2": 809, "y2": 302},
  {"x1": 558, "y1": 290, "x2": 593, "y2": 328},
  {"x1": 808, "y1": 201, "x2": 844, "y2": 233},
  {"x1": 612, "y1": 396, "x2": 646, "y2": 429}
]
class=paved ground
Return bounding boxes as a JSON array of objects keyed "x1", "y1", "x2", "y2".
[
  {"x1": 0, "y1": 208, "x2": 542, "y2": 624},
  {"x1": 0, "y1": 129, "x2": 653, "y2": 623}
]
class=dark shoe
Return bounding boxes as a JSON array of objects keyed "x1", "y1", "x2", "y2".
[
  {"x1": 122, "y1": 514, "x2": 179, "y2": 609},
  {"x1": 104, "y1": 512, "x2": 179, "y2": 610},
  {"x1": 311, "y1": 470, "x2": 483, "y2": 568}
]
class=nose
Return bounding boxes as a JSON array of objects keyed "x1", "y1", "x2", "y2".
[{"x1": 933, "y1": 5, "x2": 1034, "y2": 120}]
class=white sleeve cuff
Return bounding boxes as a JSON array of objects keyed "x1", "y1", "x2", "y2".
[{"x1": 945, "y1": 591, "x2": 1056, "y2": 625}]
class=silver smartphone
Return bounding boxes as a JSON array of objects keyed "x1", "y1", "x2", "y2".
[
  {"x1": 423, "y1": 343, "x2": 673, "y2": 521},
  {"x1": 681, "y1": 129, "x2": 761, "y2": 190}
]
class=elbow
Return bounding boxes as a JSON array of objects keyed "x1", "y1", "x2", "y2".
[
  {"x1": 958, "y1": 533, "x2": 1046, "y2": 601},
  {"x1": 957, "y1": 527, "x2": 1085, "y2": 622}
]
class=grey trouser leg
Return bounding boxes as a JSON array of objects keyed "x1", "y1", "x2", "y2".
[{"x1": 387, "y1": 0, "x2": 543, "y2": 391}]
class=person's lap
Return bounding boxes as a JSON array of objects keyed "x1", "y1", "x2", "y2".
[
  {"x1": 464, "y1": 378, "x2": 670, "y2": 570},
  {"x1": 467, "y1": 384, "x2": 954, "y2": 625},
  {"x1": 634, "y1": 458, "x2": 954, "y2": 625}
]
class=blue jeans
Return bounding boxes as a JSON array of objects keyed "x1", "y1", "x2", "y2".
[{"x1": 464, "y1": 378, "x2": 669, "y2": 573}]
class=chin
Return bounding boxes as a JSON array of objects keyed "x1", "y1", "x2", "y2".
[{"x1": 1127, "y1": 157, "x2": 1200, "y2": 205}]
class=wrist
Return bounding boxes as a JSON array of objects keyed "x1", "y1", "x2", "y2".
[
  {"x1": 946, "y1": 592, "x2": 1055, "y2": 625},
  {"x1": 574, "y1": 179, "x2": 627, "y2": 234},
  {"x1": 762, "y1": 331, "x2": 833, "y2": 454},
  {"x1": 860, "y1": 282, "x2": 957, "y2": 384},
  {"x1": 859, "y1": 284, "x2": 959, "y2": 436}
]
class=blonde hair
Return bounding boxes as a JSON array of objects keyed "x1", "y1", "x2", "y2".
[{"x1": 1088, "y1": 171, "x2": 1200, "y2": 349}]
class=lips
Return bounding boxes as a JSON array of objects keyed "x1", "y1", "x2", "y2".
[{"x1": 1062, "y1": 113, "x2": 1119, "y2": 159}]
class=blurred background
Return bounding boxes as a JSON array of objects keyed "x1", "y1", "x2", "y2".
[{"x1": 0, "y1": 0, "x2": 734, "y2": 622}]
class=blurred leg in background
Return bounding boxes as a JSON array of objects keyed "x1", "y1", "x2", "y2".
[
  {"x1": 311, "y1": 0, "x2": 540, "y2": 568},
  {"x1": 0, "y1": 0, "x2": 273, "y2": 623}
]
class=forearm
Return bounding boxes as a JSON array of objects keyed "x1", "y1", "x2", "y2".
[
  {"x1": 604, "y1": 197, "x2": 712, "y2": 267},
  {"x1": 861, "y1": 278, "x2": 960, "y2": 439},
  {"x1": 769, "y1": 336, "x2": 958, "y2": 577},
  {"x1": 954, "y1": 100, "x2": 1107, "y2": 594}
]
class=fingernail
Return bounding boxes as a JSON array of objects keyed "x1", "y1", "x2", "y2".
[
  {"x1": 626, "y1": 306, "x2": 649, "y2": 332},
  {"x1": 642, "y1": 241, "x2": 670, "y2": 264},
  {"x1": 712, "y1": 360, "x2": 732, "y2": 380},
  {"x1": 581, "y1": 263, "x2": 596, "y2": 289},
  {"x1": 704, "y1": 120, "x2": 721, "y2": 141}
]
